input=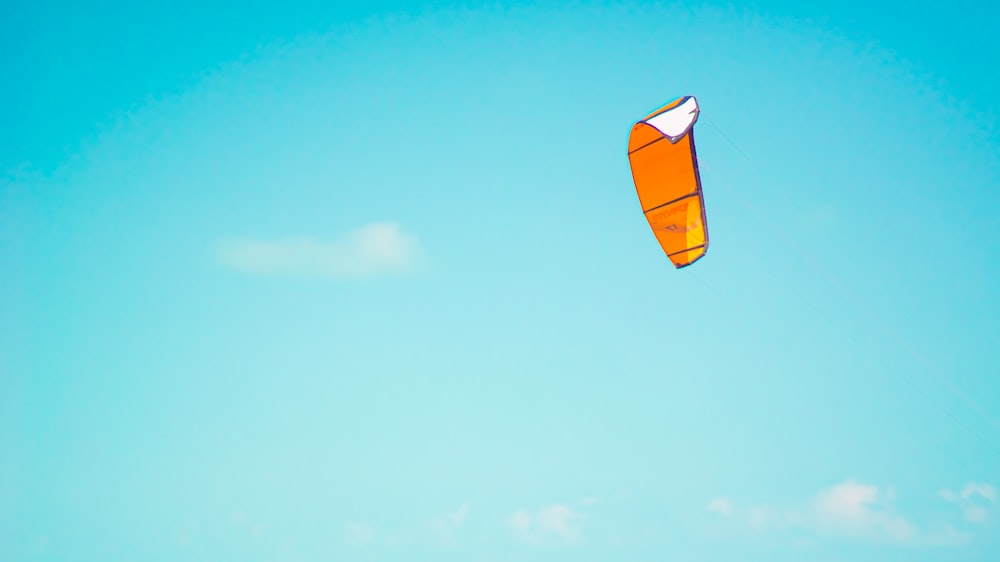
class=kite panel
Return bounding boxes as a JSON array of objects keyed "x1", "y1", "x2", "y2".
[{"x1": 627, "y1": 96, "x2": 709, "y2": 269}]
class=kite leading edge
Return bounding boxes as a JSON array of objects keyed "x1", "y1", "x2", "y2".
[{"x1": 627, "y1": 96, "x2": 709, "y2": 269}]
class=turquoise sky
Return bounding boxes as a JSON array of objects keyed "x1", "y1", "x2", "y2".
[{"x1": 2, "y1": 1, "x2": 999, "y2": 561}]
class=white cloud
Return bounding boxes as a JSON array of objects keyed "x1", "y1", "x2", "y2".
[
  {"x1": 938, "y1": 488, "x2": 959, "y2": 502},
  {"x1": 964, "y1": 506, "x2": 989, "y2": 523},
  {"x1": 449, "y1": 503, "x2": 470, "y2": 526},
  {"x1": 810, "y1": 480, "x2": 915, "y2": 542},
  {"x1": 961, "y1": 483, "x2": 996, "y2": 502},
  {"x1": 345, "y1": 522, "x2": 376, "y2": 545},
  {"x1": 707, "y1": 497, "x2": 733, "y2": 517},
  {"x1": 225, "y1": 510, "x2": 264, "y2": 537},
  {"x1": 711, "y1": 479, "x2": 971, "y2": 546},
  {"x1": 746, "y1": 506, "x2": 771, "y2": 530},
  {"x1": 228, "y1": 510, "x2": 248, "y2": 526},
  {"x1": 217, "y1": 222, "x2": 422, "y2": 279},
  {"x1": 940, "y1": 482, "x2": 996, "y2": 523},
  {"x1": 509, "y1": 503, "x2": 583, "y2": 544},
  {"x1": 427, "y1": 503, "x2": 471, "y2": 543},
  {"x1": 510, "y1": 510, "x2": 533, "y2": 536}
]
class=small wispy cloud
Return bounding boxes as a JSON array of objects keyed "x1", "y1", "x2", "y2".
[
  {"x1": 961, "y1": 483, "x2": 997, "y2": 502},
  {"x1": 707, "y1": 496, "x2": 733, "y2": 517},
  {"x1": 939, "y1": 482, "x2": 996, "y2": 523},
  {"x1": 427, "y1": 503, "x2": 471, "y2": 543},
  {"x1": 509, "y1": 503, "x2": 584, "y2": 544},
  {"x1": 449, "y1": 503, "x2": 470, "y2": 526},
  {"x1": 345, "y1": 522, "x2": 376, "y2": 546},
  {"x1": 216, "y1": 222, "x2": 422, "y2": 279},
  {"x1": 810, "y1": 480, "x2": 915, "y2": 542}
]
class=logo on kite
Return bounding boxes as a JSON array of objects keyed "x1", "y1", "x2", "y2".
[
  {"x1": 648, "y1": 203, "x2": 701, "y2": 233},
  {"x1": 662, "y1": 220, "x2": 701, "y2": 234},
  {"x1": 626, "y1": 96, "x2": 709, "y2": 269}
]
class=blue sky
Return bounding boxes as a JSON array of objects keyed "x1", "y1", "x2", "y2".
[{"x1": 2, "y1": 1, "x2": 999, "y2": 561}]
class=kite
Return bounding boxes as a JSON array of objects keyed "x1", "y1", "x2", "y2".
[{"x1": 627, "y1": 95, "x2": 708, "y2": 268}]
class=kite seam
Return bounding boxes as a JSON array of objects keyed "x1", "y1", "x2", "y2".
[
  {"x1": 627, "y1": 134, "x2": 668, "y2": 155},
  {"x1": 643, "y1": 191, "x2": 700, "y2": 214},
  {"x1": 667, "y1": 244, "x2": 706, "y2": 257}
]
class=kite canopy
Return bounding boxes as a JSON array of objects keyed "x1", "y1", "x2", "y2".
[{"x1": 627, "y1": 96, "x2": 709, "y2": 268}]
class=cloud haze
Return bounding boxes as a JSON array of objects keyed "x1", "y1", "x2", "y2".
[
  {"x1": 939, "y1": 482, "x2": 997, "y2": 523},
  {"x1": 509, "y1": 503, "x2": 584, "y2": 544},
  {"x1": 216, "y1": 222, "x2": 422, "y2": 279},
  {"x1": 709, "y1": 480, "x2": 975, "y2": 546}
]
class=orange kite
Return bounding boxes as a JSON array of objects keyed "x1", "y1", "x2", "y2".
[{"x1": 627, "y1": 96, "x2": 708, "y2": 268}]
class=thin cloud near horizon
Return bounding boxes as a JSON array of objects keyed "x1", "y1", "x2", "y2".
[{"x1": 216, "y1": 222, "x2": 423, "y2": 279}]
